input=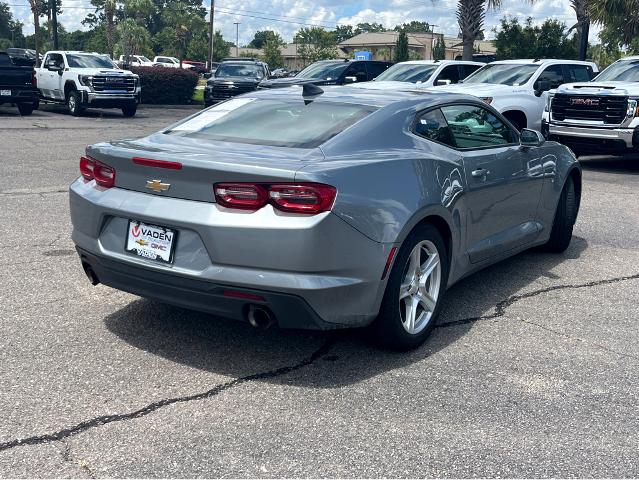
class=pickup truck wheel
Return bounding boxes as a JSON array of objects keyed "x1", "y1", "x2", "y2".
[
  {"x1": 17, "y1": 103, "x2": 34, "y2": 116},
  {"x1": 67, "y1": 91, "x2": 84, "y2": 116},
  {"x1": 121, "y1": 103, "x2": 137, "y2": 117}
]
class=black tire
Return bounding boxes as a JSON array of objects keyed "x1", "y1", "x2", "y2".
[
  {"x1": 122, "y1": 103, "x2": 137, "y2": 117},
  {"x1": 67, "y1": 91, "x2": 84, "y2": 116},
  {"x1": 371, "y1": 224, "x2": 449, "y2": 350},
  {"x1": 17, "y1": 103, "x2": 34, "y2": 116},
  {"x1": 543, "y1": 175, "x2": 577, "y2": 253}
]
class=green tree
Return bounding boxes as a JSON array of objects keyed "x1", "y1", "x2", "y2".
[
  {"x1": 354, "y1": 22, "x2": 384, "y2": 34},
  {"x1": 394, "y1": 21, "x2": 431, "y2": 33},
  {"x1": 247, "y1": 30, "x2": 282, "y2": 49},
  {"x1": 0, "y1": 2, "x2": 25, "y2": 47},
  {"x1": 161, "y1": 2, "x2": 206, "y2": 64},
  {"x1": 334, "y1": 24, "x2": 353, "y2": 42},
  {"x1": 294, "y1": 27, "x2": 338, "y2": 65},
  {"x1": 262, "y1": 38, "x2": 284, "y2": 68},
  {"x1": 27, "y1": 0, "x2": 46, "y2": 64},
  {"x1": 433, "y1": 35, "x2": 446, "y2": 60},
  {"x1": 394, "y1": 30, "x2": 409, "y2": 62},
  {"x1": 493, "y1": 16, "x2": 577, "y2": 60},
  {"x1": 116, "y1": 17, "x2": 152, "y2": 58}
]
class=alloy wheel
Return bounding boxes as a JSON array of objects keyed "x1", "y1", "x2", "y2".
[{"x1": 399, "y1": 240, "x2": 441, "y2": 335}]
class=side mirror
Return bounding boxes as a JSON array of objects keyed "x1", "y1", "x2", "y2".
[
  {"x1": 520, "y1": 128, "x2": 545, "y2": 147},
  {"x1": 344, "y1": 76, "x2": 357, "y2": 83},
  {"x1": 46, "y1": 63, "x2": 62, "y2": 72},
  {"x1": 534, "y1": 80, "x2": 551, "y2": 97},
  {"x1": 436, "y1": 79, "x2": 451, "y2": 86}
]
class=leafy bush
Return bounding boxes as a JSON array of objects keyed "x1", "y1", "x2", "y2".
[{"x1": 131, "y1": 66, "x2": 198, "y2": 105}]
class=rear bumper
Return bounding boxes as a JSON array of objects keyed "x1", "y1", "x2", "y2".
[
  {"x1": 76, "y1": 247, "x2": 332, "y2": 330},
  {"x1": 69, "y1": 179, "x2": 391, "y2": 329},
  {"x1": 0, "y1": 88, "x2": 39, "y2": 104}
]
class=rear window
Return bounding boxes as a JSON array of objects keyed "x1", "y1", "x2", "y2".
[{"x1": 166, "y1": 98, "x2": 376, "y2": 148}]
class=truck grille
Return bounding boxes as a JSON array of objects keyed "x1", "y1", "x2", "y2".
[
  {"x1": 551, "y1": 94, "x2": 628, "y2": 125},
  {"x1": 210, "y1": 83, "x2": 256, "y2": 99},
  {"x1": 91, "y1": 76, "x2": 136, "y2": 93}
]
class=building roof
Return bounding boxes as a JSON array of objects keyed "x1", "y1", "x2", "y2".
[
  {"x1": 444, "y1": 38, "x2": 496, "y2": 54},
  {"x1": 338, "y1": 31, "x2": 430, "y2": 48}
]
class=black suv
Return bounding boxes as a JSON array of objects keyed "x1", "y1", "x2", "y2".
[
  {"x1": 258, "y1": 59, "x2": 393, "y2": 89},
  {"x1": 204, "y1": 58, "x2": 269, "y2": 106}
]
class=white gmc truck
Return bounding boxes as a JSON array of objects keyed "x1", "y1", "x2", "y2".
[
  {"x1": 428, "y1": 59, "x2": 598, "y2": 131},
  {"x1": 543, "y1": 56, "x2": 639, "y2": 155},
  {"x1": 36, "y1": 50, "x2": 141, "y2": 116}
]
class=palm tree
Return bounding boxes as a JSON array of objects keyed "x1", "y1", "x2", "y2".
[
  {"x1": 27, "y1": 0, "x2": 45, "y2": 66},
  {"x1": 457, "y1": 0, "x2": 487, "y2": 61},
  {"x1": 589, "y1": 0, "x2": 639, "y2": 48},
  {"x1": 104, "y1": 0, "x2": 116, "y2": 58},
  {"x1": 568, "y1": 0, "x2": 590, "y2": 60},
  {"x1": 456, "y1": 0, "x2": 534, "y2": 61}
]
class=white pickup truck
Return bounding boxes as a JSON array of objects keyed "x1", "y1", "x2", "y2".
[
  {"x1": 37, "y1": 50, "x2": 141, "y2": 116},
  {"x1": 543, "y1": 56, "x2": 639, "y2": 155},
  {"x1": 426, "y1": 59, "x2": 598, "y2": 131}
]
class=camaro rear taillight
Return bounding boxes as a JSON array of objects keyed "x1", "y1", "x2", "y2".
[
  {"x1": 214, "y1": 183, "x2": 337, "y2": 214},
  {"x1": 79, "y1": 156, "x2": 116, "y2": 188}
]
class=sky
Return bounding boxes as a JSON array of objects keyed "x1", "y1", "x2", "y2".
[{"x1": 8, "y1": 0, "x2": 600, "y2": 45}]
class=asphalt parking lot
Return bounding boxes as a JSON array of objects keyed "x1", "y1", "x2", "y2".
[{"x1": 0, "y1": 104, "x2": 638, "y2": 478}]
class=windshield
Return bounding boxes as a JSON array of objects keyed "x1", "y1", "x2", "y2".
[
  {"x1": 297, "y1": 62, "x2": 349, "y2": 80},
  {"x1": 137, "y1": 56, "x2": 151, "y2": 62},
  {"x1": 374, "y1": 64, "x2": 438, "y2": 83},
  {"x1": 66, "y1": 54, "x2": 117, "y2": 69},
  {"x1": 595, "y1": 60, "x2": 639, "y2": 82},
  {"x1": 215, "y1": 64, "x2": 265, "y2": 79},
  {"x1": 167, "y1": 98, "x2": 376, "y2": 148},
  {"x1": 463, "y1": 63, "x2": 539, "y2": 86}
]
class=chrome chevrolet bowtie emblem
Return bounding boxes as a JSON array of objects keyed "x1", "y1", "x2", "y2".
[{"x1": 146, "y1": 179, "x2": 170, "y2": 192}]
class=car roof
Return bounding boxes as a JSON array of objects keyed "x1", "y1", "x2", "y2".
[
  {"x1": 490, "y1": 59, "x2": 595, "y2": 66},
  {"x1": 246, "y1": 84, "x2": 477, "y2": 108},
  {"x1": 396, "y1": 60, "x2": 483, "y2": 66}
]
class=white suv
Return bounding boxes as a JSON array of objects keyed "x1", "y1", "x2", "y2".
[
  {"x1": 352, "y1": 60, "x2": 484, "y2": 90},
  {"x1": 153, "y1": 56, "x2": 181, "y2": 68},
  {"x1": 426, "y1": 59, "x2": 598, "y2": 131}
]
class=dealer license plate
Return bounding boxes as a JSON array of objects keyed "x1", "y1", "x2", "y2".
[
  {"x1": 1, "y1": 90, "x2": 11, "y2": 96},
  {"x1": 125, "y1": 220, "x2": 176, "y2": 264}
]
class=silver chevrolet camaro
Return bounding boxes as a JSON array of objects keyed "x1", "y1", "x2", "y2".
[{"x1": 70, "y1": 85, "x2": 581, "y2": 349}]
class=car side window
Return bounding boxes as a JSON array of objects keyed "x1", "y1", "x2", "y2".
[
  {"x1": 345, "y1": 62, "x2": 367, "y2": 81},
  {"x1": 440, "y1": 104, "x2": 518, "y2": 149},
  {"x1": 564, "y1": 64, "x2": 592, "y2": 83},
  {"x1": 536, "y1": 65, "x2": 564, "y2": 89},
  {"x1": 436, "y1": 65, "x2": 461, "y2": 84},
  {"x1": 461, "y1": 64, "x2": 481, "y2": 79},
  {"x1": 367, "y1": 62, "x2": 390, "y2": 79},
  {"x1": 46, "y1": 53, "x2": 64, "y2": 68},
  {"x1": 414, "y1": 109, "x2": 455, "y2": 147}
]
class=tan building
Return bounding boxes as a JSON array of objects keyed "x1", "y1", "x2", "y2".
[
  {"x1": 338, "y1": 31, "x2": 441, "y2": 61},
  {"x1": 444, "y1": 38, "x2": 497, "y2": 60}
]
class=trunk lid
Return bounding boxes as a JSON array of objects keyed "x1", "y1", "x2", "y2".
[{"x1": 86, "y1": 133, "x2": 323, "y2": 202}]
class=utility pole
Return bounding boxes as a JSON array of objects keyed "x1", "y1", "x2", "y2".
[
  {"x1": 234, "y1": 22, "x2": 240, "y2": 57},
  {"x1": 207, "y1": 0, "x2": 215, "y2": 68},
  {"x1": 51, "y1": 0, "x2": 58, "y2": 49}
]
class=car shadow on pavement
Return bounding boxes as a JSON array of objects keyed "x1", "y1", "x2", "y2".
[
  {"x1": 580, "y1": 155, "x2": 639, "y2": 175},
  {"x1": 104, "y1": 236, "x2": 588, "y2": 389}
]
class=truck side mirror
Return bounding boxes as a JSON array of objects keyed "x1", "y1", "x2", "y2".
[{"x1": 436, "y1": 79, "x2": 451, "y2": 86}]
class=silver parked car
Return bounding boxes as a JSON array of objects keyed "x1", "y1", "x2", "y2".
[{"x1": 70, "y1": 86, "x2": 581, "y2": 349}]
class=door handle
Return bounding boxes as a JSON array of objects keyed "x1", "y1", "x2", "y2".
[{"x1": 471, "y1": 168, "x2": 490, "y2": 178}]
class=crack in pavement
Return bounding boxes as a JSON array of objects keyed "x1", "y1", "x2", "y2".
[
  {"x1": 0, "y1": 273, "x2": 638, "y2": 454},
  {"x1": 437, "y1": 273, "x2": 639, "y2": 361},
  {"x1": 0, "y1": 338, "x2": 336, "y2": 454}
]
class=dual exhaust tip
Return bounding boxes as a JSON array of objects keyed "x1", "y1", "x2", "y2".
[{"x1": 81, "y1": 260, "x2": 276, "y2": 329}]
